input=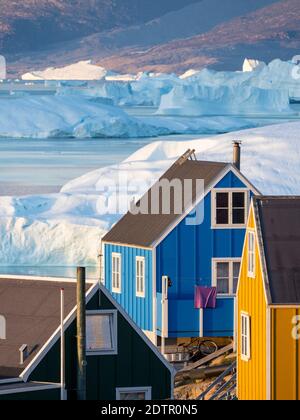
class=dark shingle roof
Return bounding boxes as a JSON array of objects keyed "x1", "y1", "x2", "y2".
[
  {"x1": 103, "y1": 158, "x2": 229, "y2": 248},
  {"x1": 0, "y1": 279, "x2": 91, "y2": 379},
  {"x1": 256, "y1": 196, "x2": 300, "y2": 305}
]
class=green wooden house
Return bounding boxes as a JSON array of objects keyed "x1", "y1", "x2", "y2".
[{"x1": 0, "y1": 277, "x2": 174, "y2": 400}]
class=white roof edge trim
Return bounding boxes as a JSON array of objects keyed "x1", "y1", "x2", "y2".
[
  {"x1": 100, "y1": 284, "x2": 176, "y2": 376},
  {"x1": 20, "y1": 282, "x2": 99, "y2": 382},
  {"x1": 21, "y1": 281, "x2": 176, "y2": 383},
  {"x1": 151, "y1": 163, "x2": 260, "y2": 249}
]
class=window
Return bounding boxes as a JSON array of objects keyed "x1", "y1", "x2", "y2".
[
  {"x1": 213, "y1": 190, "x2": 248, "y2": 228},
  {"x1": 116, "y1": 387, "x2": 152, "y2": 401},
  {"x1": 86, "y1": 311, "x2": 117, "y2": 355},
  {"x1": 213, "y1": 260, "x2": 241, "y2": 295},
  {"x1": 248, "y1": 231, "x2": 256, "y2": 278},
  {"x1": 112, "y1": 253, "x2": 121, "y2": 293},
  {"x1": 241, "y1": 313, "x2": 251, "y2": 361},
  {"x1": 136, "y1": 257, "x2": 145, "y2": 298}
]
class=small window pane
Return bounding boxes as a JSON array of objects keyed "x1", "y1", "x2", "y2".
[
  {"x1": 217, "y1": 278, "x2": 229, "y2": 294},
  {"x1": 233, "y1": 262, "x2": 240, "y2": 293},
  {"x1": 216, "y1": 209, "x2": 229, "y2": 224},
  {"x1": 216, "y1": 193, "x2": 229, "y2": 208},
  {"x1": 233, "y1": 277, "x2": 239, "y2": 294},
  {"x1": 233, "y1": 192, "x2": 245, "y2": 208},
  {"x1": 119, "y1": 392, "x2": 146, "y2": 401},
  {"x1": 217, "y1": 262, "x2": 229, "y2": 278},
  {"x1": 233, "y1": 262, "x2": 241, "y2": 278},
  {"x1": 86, "y1": 314, "x2": 113, "y2": 351},
  {"x1": 233, "y1": 209, "x2": 245, "y2": 224}
]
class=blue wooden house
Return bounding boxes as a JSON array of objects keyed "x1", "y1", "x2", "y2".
[{"x1": 103, "y1": 148, "x2": 259, "y2": 344}]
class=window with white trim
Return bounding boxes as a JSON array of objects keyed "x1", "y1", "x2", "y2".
[
  {"x1": 116, "y1": 387, "x2": 152, "y2": 401},
  {"x1": 136, "y1": 256, "x2": 145, "y2": 298},
  {"x1": 212, "y1": 190, "x2": 248, "y2": 228},
  {"x1": 248, "y1": 231, "x2": 256, "y2": 278},
  {"x1": 241, "y1": 313, "x2": 251, "y2": 361},
  {"x1": 112, "y1": 253, "x2": 122, "y2": 293},
  {"x1": 86, "y1": 311, "x2": 118, "y2": 355},
  {"x1": 213, "y1": 260, "x2": 241, "y2": 295}
]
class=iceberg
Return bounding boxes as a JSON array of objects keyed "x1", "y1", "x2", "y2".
[
  {"x1": 243, "y1": 58, "x2": 265, "y2": 72},
  {"x1": 0, "y1": 95, "x2": 170, "y2": 138},
  {"x1": 21, "y1": 60, "x2": 110, "y2": 81},
  {"x1": 184, "y1": 59, "x2": 300, "y2": 101},
  {"x1": 158, "y1": 83, "x2": 293, "y2": 116}
]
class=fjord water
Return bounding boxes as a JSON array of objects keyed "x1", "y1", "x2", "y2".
[{"x1": 0, "y1": 134, "x2": 204, "y2": 196}]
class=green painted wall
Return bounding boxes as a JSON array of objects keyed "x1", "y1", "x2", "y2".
[{"x1": 27, "y1": 290, "x2": 172, "y2": 400}]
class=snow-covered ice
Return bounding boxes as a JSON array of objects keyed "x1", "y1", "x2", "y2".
[
  {"x1": 0, "y1": 95, "x2": 170, "y2": 139},
  {"x1": 158, "y1": 84, "x2": 293, "y2": 116},
  {"x1": 1, "y1": 121, "x2": 300, "y2": 266},
  {"x1": 243, "y1": 58, "x2": 265, "y2": 72},
  {"x1": 0, "y1": 94, "x2": 263, "y2": 139},
  {"x1": 182, "y1": 59, "x2": 300, "y2": 101},
  {"x1": 22, "y1": 60, "x2": 110, "y2": 81}
]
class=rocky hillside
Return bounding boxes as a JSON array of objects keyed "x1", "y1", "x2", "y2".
[
  {"x1": 0, "y1": 0, "x2": 198, "y2": 52},
  {"x1": 3, "y1": 0, "x2": 300, "y2": 75},
  {"x1": 98, "y1": 0, "x2": 300, "y2": 72}
]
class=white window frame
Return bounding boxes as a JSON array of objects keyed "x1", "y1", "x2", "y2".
[
  {"x1": 241, "y1": 312, "x2": 251, "y2": 361},
  {"x1": 212, "y1": 258, "x2": 241, "y2": 296},
  {"x1": 247, "y1": 230, "x2": 256, "y2": 278},
  {"x1": 212, "y1": 189, "x2": 249, "y2": 229},
  {"x1": 136, "y1": 256, "x2": 146, "y2": 298},
  {"x1": 116, "y1": 387, "x2": 152, "y2": 401},
  {"x1": 112, "y1": 253, "x2": 122, "y2": 294},
  {"x1": 86, "y1": 310, "x2": 118, "y2": 356}
]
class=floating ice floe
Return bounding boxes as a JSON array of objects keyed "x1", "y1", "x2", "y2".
[
  {"x1": 0, "y1": 93, "x2": 261, "y2": 138},
  {"x1": 0, "y1": 95, "x2": 170, "y2": 138},
  {"x1": 157, "y1": 84, "x2": 293, "y2": 116},
  {"x1": 21, "y1": 60, "x2": 111, "y2": 81}
]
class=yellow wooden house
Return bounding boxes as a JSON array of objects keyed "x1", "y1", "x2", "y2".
[{"x1": 237, "y1": 196, "x2": 300, "y2": 401}]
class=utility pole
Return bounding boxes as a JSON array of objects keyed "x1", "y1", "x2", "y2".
[{"x1": 77, "y1": 267, "x2": 87, "y2": 401}]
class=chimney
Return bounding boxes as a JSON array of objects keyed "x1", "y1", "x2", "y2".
[
  {"x1": 233, "y1": 141, "x2": 242, "y2": 170},
  {"x1": 77, "y1": 267, "x2": 87, "y2": 401},
  {"x1": 19, "y1": 344, "x2": 28, "y2": 365}
]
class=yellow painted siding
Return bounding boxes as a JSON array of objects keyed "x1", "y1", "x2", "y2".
[
  {"x1": 271, "y1": 308, "x2": 300, "y2": 400},
  {"x1": 237, "y1": 208, "x2": 267, "y2": 400}
]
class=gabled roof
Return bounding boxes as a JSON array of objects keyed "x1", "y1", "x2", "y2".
[
  {"x1": 254, "y1": 196, "x2": 300, "y2": 305},
  {"x1": 0, "y1": 278, "x2": 92, "y2": 380},
  {"x1": 0, "y1": 276, "x2": 175, "y2": 382},
  {"x1": 103, "y1": 153, "x2": 233, "y2": 248}
]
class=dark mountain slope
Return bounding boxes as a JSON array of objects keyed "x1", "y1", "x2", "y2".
[
  {"x1": 97, "y1": 0, "x2": 300, "y2": 73},
  {"x1": 0, "y1": 0, "x2": 199, "y2": 53}
]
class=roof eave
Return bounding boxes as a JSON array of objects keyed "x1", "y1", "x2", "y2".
[{"x1": 252, "y1": 197, "x2": 273, "y2": 306}]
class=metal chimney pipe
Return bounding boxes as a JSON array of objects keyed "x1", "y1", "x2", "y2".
[
  {"x1": 233, "y1": 141, "x2": 242, "y2": 170},
  {"x1": 19, "y1": 344, "x2": 28, "y2": 365},
  {"x1": 77, "y1": 267, "x2": 87, "y2": 401}
]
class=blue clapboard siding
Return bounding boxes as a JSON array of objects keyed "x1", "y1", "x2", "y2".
[
  {"x1": 162, "y1": 297, "x2": 234, "y2": 338},
  {"x1": 104, "y1": 244, "x2": 153, "y2": 331},
  {"x1": 156, "y1": 169, "x2": 251, "y2": 337}
]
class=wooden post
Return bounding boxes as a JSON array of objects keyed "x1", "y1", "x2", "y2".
[
  {"x1": 77, "y1": 267, "x2": 87, "y2": 401},
  {"x1": 161, "y1": 276, "x2": 169, "y2": 357},
  {"x1": 199, "y1": 308, "x2": 204, "y2": 338},
  {"x1": 60, "y1": 288, "x2": 66, "y2": 400}
]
